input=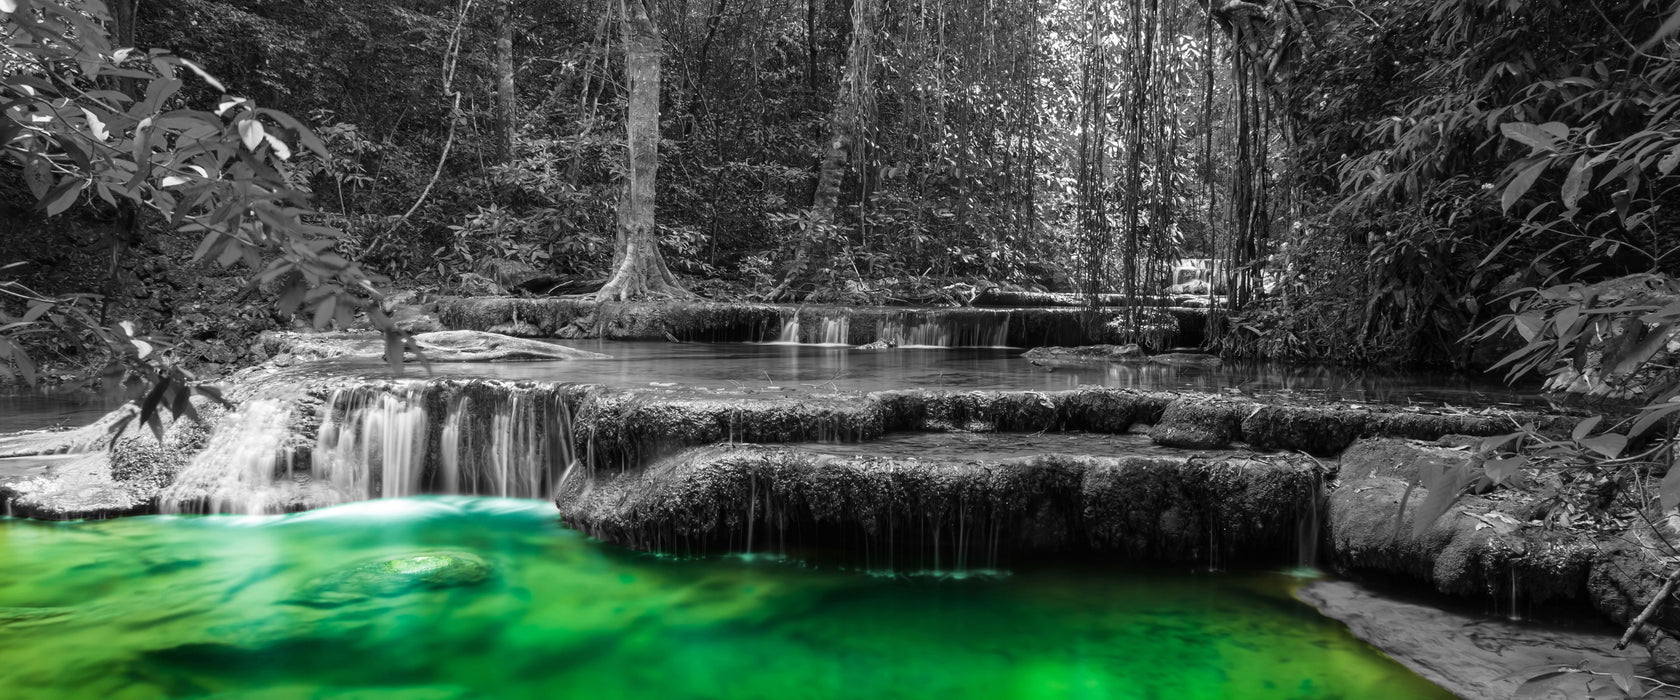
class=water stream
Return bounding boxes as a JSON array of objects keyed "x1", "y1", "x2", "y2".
[
  {"x1": 0, "y1": 343, "x2": 1553, "y2": 697},
  {"x1": 0, "y1": 497, "x2": 1453, "y2": 700},
  {"x1": 357, "y1": 341, "x2": 1544, "y2": 406}
]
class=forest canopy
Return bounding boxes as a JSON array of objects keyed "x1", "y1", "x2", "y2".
[{"x1": 3, "y1": 0, "x2": 1680, "y2": 381}]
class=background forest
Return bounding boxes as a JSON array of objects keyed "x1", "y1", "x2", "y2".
[{"x1": 4, "y1": 0, "x2": 1680, "y2": 381}]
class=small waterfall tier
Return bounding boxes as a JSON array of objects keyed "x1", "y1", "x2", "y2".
[
  {"x1": 313, "y1": 383, "x2": 580, "y2": 501},
  {"x1": 880, "y1": 310, "x2": 1011, "y2": 348},
  {"x1": 767, "y1": 307, "x2": 1014, "y2": 347},
  {"x1": 773, "y1": 311, "x2": 851, "y2": 345},
  {"x1": 162, "y1": 380, "x2": 588, "y2": 514}
]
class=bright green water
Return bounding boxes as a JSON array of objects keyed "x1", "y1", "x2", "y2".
[{"x1": 0, "y1": 496, "x2": 1451, "y2": 700}]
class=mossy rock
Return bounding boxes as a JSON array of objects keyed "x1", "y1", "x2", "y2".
[
  {"x1": 1149, "y1": 396, "x2": 1244, "y2": 449},
  {"x1": 288, "y1": 551, "x2": 492, "y2": 608}
]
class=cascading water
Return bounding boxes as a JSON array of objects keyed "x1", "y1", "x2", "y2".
[
  {"x1": 160, "y1": 399, "x2": 312, "y2": 514},
  {"x1": 314, "y1": 382, "x2": 580, "y2": 503},
  {"x1": 818, "y1": 316, "x2": 850, "y2": 345},
  {"x1": 881, "y1": 310, "x2": 1012, "y2": 348},
  {"x1": 313, "y1": 386, "x2": 431, "y2": 500},
  {"x1": 161, "y1": 381, "x2": 585, "y2": 515},
  {"x1": 772, "y1": 310, "x2": 852, "y2": 345},
  {"x1": 776, "y1": 315, "x2": 801, "y2": 343}
]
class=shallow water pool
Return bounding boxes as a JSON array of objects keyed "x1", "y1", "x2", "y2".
[
  {"x1": 340, "y1": 340, "x2": 1543, "y2": 407},
  {"x1": 0, "y1": 496, "x2": 1451, "y2": 699}
]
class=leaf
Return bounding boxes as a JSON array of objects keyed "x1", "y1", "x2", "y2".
[
  {"x1": 385, "y1": 329, "x2": 406, "y2": 375},
  {"x1": 1501, "y1": 122, "x2": 1561, "y2": 153},
  {"x1": 1503, "y1": 159, "x2": 1550, "y2": 213},
  {"x1": 41, "y1": 179, "x2": 85, "y2": 217},
  {"x1": 1, "y1": 340, "x2": 36, "y2": 386},
  {"x1": 1609, "y1": 322, "x2": 1675, "y2": 376},
  {"x1": 1660, "y1": 145, "x2": 1680, "y2": 176},
  {"x1": 238, "y1": 119, "x2": 265, "y2": 151},
  {"x1": 1561, "y1": 154, "x2": 1591, "y2": 210},
  {"x1": 177, "y1": 58, "x2": 226, "y2": 93},
  {"x1": 23, "y1": 157, "x2": 50, "y2": 199},
  {"x1": 138, "y1": 375, "x2": 172, "y2": 443},
  {"x1": 312, "y1": 297, "x2": 336, "y2": 329},
  {"x1": 1606, "y1": 659, "x2": 1642, "y2": 695},
  {"x1": 1412, "y1": 462, "x2": 1478, "y2": 539},
  {"x1": 81, "y1": 108, "x2": 108, "y2": 141},
  {"x1": 1512, "y1": 670, "x2": 1573, "y2": 698},
  {"x1": 263, "y1": 133, "x2": 292, "y2": 160},
  {"x1": 1662, "y1": 461, "x2": 1680, "y2": 511},
  {"x1": 1514, "y1": 311, "x2": 1546, "y2": 341},
  {"x1": 1572, "y1": 416, "x2": 1603, "y2": 441},
  {"x1": 1483, "y1": 456, "x2": 1525, "y2": 485},
  {"x1": 1630, "y1": 401, "x2": 1680, "y2": 437},
  {"x1": 1640, "y1": 5, "x2": 1680, "y2": 50},
  {"x1": 1579, "y1": 433, "x2": 1627, "y2": 459},
  {"x1": 193, "y1": 384, "x2": 229, "y2": 407}
]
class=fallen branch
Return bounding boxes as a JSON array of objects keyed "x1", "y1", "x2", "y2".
[{"x1": 1617, "y1": 566, "x2": 1680, "y2": 650}]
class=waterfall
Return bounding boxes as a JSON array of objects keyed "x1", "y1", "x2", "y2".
[
  {"x1": 314, "y1": 382, "x2": 579, "y2": 502},
  {"x1": 162, "y1": 381, "x2": 583, "y2": 514},
  {"x1": 880, "y1": 310, "x2": 1012, "y2": 348},
  {"x1": 313, "y1": 386, "x2": 431, "y2": 500},
  {"x1": 771, "y1": 310, "x2": 851, "y2": 345},
  {"x1": 818, "y1": 316, "x2": 850, "y2": 345},
  {"x1": 160, "y1": 399, "x2": 310, "y2": 515},
  {"x1": 776, "y1": 315, "x2": 801, "y2": 343}
]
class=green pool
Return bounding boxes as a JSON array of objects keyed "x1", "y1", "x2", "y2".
[{"x1": 0, "y1": 496, "x2": 1450, "y2": 699}]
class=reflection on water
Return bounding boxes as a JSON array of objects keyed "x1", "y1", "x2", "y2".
[
  {"x1": 395, "y1": 341, "x2": 1541, "y2": 407},
  {"x1": 0, "y1": 496, "x2": 1453, "y2": 700},
  {"x1": 0, "y1": 389, "x2": 131, "y2": 434},
  {"x1": 0, "y1": 343, "x2": 1545, "y2": 437}
]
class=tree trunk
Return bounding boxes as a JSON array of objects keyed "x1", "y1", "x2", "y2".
[
  {"x1": 494, "y1": 0, "x2": 517, "y2": 163},
  {"x1": 768, "y1": 0, "x2": 875, "y2": 301},
  {"x1": 597, "y1": 0, "x2": 687, "y2": 300}
]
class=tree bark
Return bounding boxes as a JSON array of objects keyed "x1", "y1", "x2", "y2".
[
  {"x1": 494, "y1": 0, "x2": 517, "y2": 163},
  {"x1": 597, "y1": 0, "x2": 687, "y2": 300},
  {"x1": 768, "y1": 0, "x2": 875, "y2": 301}
]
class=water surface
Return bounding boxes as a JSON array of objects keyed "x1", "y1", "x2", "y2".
[
  {"x1": 0, "y1": 497, "x2": 1451, "y2": 699},
  {"x1": 347, "y1": 341, "x2": 1543, "y2": 407}
]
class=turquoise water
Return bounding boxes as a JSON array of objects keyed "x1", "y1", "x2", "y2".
[{"x1": 0, "y1": 496, "x2": 1451, "y2": 699}]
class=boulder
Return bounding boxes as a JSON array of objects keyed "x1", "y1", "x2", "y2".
[
  {"x1": 560, "y1": 445, "x2": 1324, "y2": 566},
  {"x1": 1149, "y1": 396, "x2": 1244, "y2": 449},
  {"x1": 288, "y1": 551, "x2": 492, "y2": 608},
  {"x1": 1241, "y1": 405, "x2": 1364, "y2": 456},
  {"x1": 1327, "y1": 438, "x2": 1595, "y2": 602},
  {"x1": 0, "y1": 452, "x2": 155, "y2": 519}
]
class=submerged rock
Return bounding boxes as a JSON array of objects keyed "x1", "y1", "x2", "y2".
[
  {"x1": 1146, "y1": 352, "x2": 1222, "y2": 367},
  {"x1": 1020, "y1": 344, "x2": 1144, "y2": 362},
  {"x1": 1299, "y1": 579, "x2": 1658, "y2": 700},
  {"x1": 288, "y1": 551, "x2": 492, "y2": 608},
  {"x1": 256, "y1": 329, "x2": 609, "y2": 364},
  {"x1": 0, "y1": 606, "x2": 72, "y2": 628}
]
